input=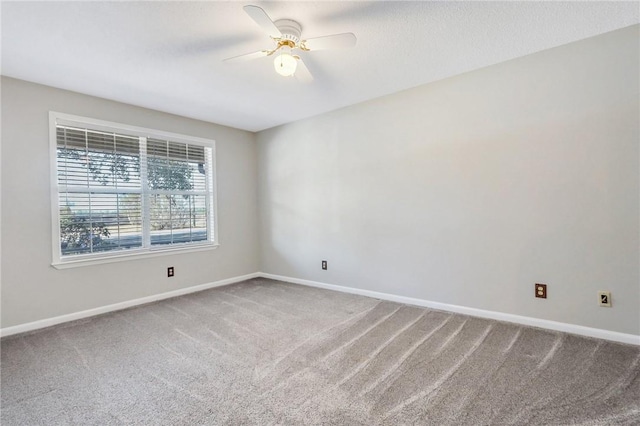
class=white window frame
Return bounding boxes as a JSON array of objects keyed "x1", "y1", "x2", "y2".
[{"x1": 49, "y1": 112, "x2": 219, "y2": 269}]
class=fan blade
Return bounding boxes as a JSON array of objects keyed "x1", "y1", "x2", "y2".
[
  {"x1": 243, "y1": 5, "x2": 282, "y2": 39},
  {"x1": 223, "y1": 50, "x2": 268, "y2": 62},
  {"x1": 295, "y1": 57, "x2": 313, "y2": 83},
  {"x1": 303, "y1": 33, "x2": 356, "y2": 51}
]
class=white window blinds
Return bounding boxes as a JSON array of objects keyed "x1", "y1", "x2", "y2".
[
  {"x1": 53, "y1": 114, "x2": 216, "y2": 264},
  {"x1": 145, "y1": 138, "x2": 212, "y2": 247}
]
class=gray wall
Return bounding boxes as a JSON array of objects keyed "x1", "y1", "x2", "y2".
[
  {"x1": 257, "y1": 26, "x2": 640, "y2": 335},
  {"x1": 1, "y1": 77, "x2": 259, "y2": 328},
  {"x1": 2, "y1": 26, "x2": 638, "y2": 336}
]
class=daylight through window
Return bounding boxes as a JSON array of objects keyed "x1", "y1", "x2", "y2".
[{"x1": 51, "y1": 113, "x2": 216, "y2": 266}]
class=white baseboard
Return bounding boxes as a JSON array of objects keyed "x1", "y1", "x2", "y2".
[
  {"x1": 0, "y1": 272, "x2": 261, "y2": 338},
  {"x1": 259, "y1": 273, "x2": 640, "y2": 346},
  {"x1": 3, "y1": 271, "x2": 638, "y2": 346}
]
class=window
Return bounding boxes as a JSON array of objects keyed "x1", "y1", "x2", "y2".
[{"x1": 50, "y1": 112, "x2": 217, "y2": 268}]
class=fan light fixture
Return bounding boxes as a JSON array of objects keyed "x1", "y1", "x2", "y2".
[
  {"x1": 274, "y1": 52, "x2": 297, "y2": 77},
  {"x1": 224, "y1": 5, "x2": 358, "y2": 83}
]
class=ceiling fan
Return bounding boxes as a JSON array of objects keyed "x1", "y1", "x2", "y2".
[{"x1": 224, "y1": 5, "x2": 357, "y2": 82}]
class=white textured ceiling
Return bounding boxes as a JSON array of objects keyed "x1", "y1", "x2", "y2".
[{"x1": 2, "y1": 1, "x2": 638, "y2": 132}]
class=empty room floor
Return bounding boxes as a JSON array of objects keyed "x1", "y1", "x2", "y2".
[{"x1": 1, "y1": 278, "x2": 639, "y2": 425}]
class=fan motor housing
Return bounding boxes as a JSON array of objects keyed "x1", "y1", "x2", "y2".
[{"x1": 274, "y1": 19, "x2": 302, "y2": 44}]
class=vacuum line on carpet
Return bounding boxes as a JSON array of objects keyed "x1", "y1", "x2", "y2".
[
  {"x1": 502, "y1": 328, "x2": 522, "y2": 354},
  {"x1": 336, "y1": 311, "x2": 428, "y2": 387},
  {"x1": 141, "y1": 368, "x2": 208, "y2": 403},
  {"x1": 507, "y1": 340, "x2": 604, "y2": 425},
  {"x1": 157, "y1": 342, "x2": 188, "y2": 360},
  {"x1": 219, "y1": 300, "x2": 275, "y2": 322},
  {"x1": 257, "y1": 302, "x2": 381, "y2": 380},
  {"x1": 381, "y1": 324, "x2": 494, "y2": 420},
  {"x1": 258, "y1": 305, "x2": 402, "y2": 398},
  {"x1": 448, "y1": 327, "x2": 523, "y2": 424},
  {"x1": 56, "y1": 329, "x2": 92, "y2": 372},
  {"x1": 219, "y1": 290, "x2": 302, "y2": 319},
  {"x1": 538, "y1": 334, "x2": 564, "y2": 369},
  {"x1": 292, "y1": 310, "x2": 431, "y2": 414},
  {"x1": 486, "y1": 333, "x2": 567, "y2": 423},
  {"x1": 173, "y1": 328, "x2": 225, "y2": 357},
  {"x1": 221, "y1": 316, "x2": 264, "y2": 339},
  {"x1": 588, "y1": 352, "x2": 640, "y2": 403},
  {"x1": 318, "y1": 306, "x2": 403, "y2": 363},
  {"x1": 358, "y1": 314, "x2": 454, "y2": 397},
  {"x1": 164, "y1": 302, "x2": 194, "y2": 318}
]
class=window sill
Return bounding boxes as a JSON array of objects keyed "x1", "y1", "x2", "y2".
[{"x1": 51, "y1": 243, "x2": 219, "y2": 269}]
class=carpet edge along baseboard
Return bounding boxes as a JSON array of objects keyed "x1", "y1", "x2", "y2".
[{"x1": 1, "y1": 271, "x2": 638, "y2": 346}]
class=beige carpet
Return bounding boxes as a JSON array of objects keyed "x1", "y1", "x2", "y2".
[{"x1": 2, "y1": 278, "x2": 639, "y2": 425}]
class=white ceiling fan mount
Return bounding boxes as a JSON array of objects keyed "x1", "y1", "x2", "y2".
[
  {"x1": 224, "y1": 5, "x2": 357, "y2": 82},
  {"x1": 273, "y1": 19, "x2": 302, "y2": 45}
]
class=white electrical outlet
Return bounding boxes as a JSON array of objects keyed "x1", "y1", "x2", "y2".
[{"x1": 598, "y1": 291, "x2": 611, "y2": 307}]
